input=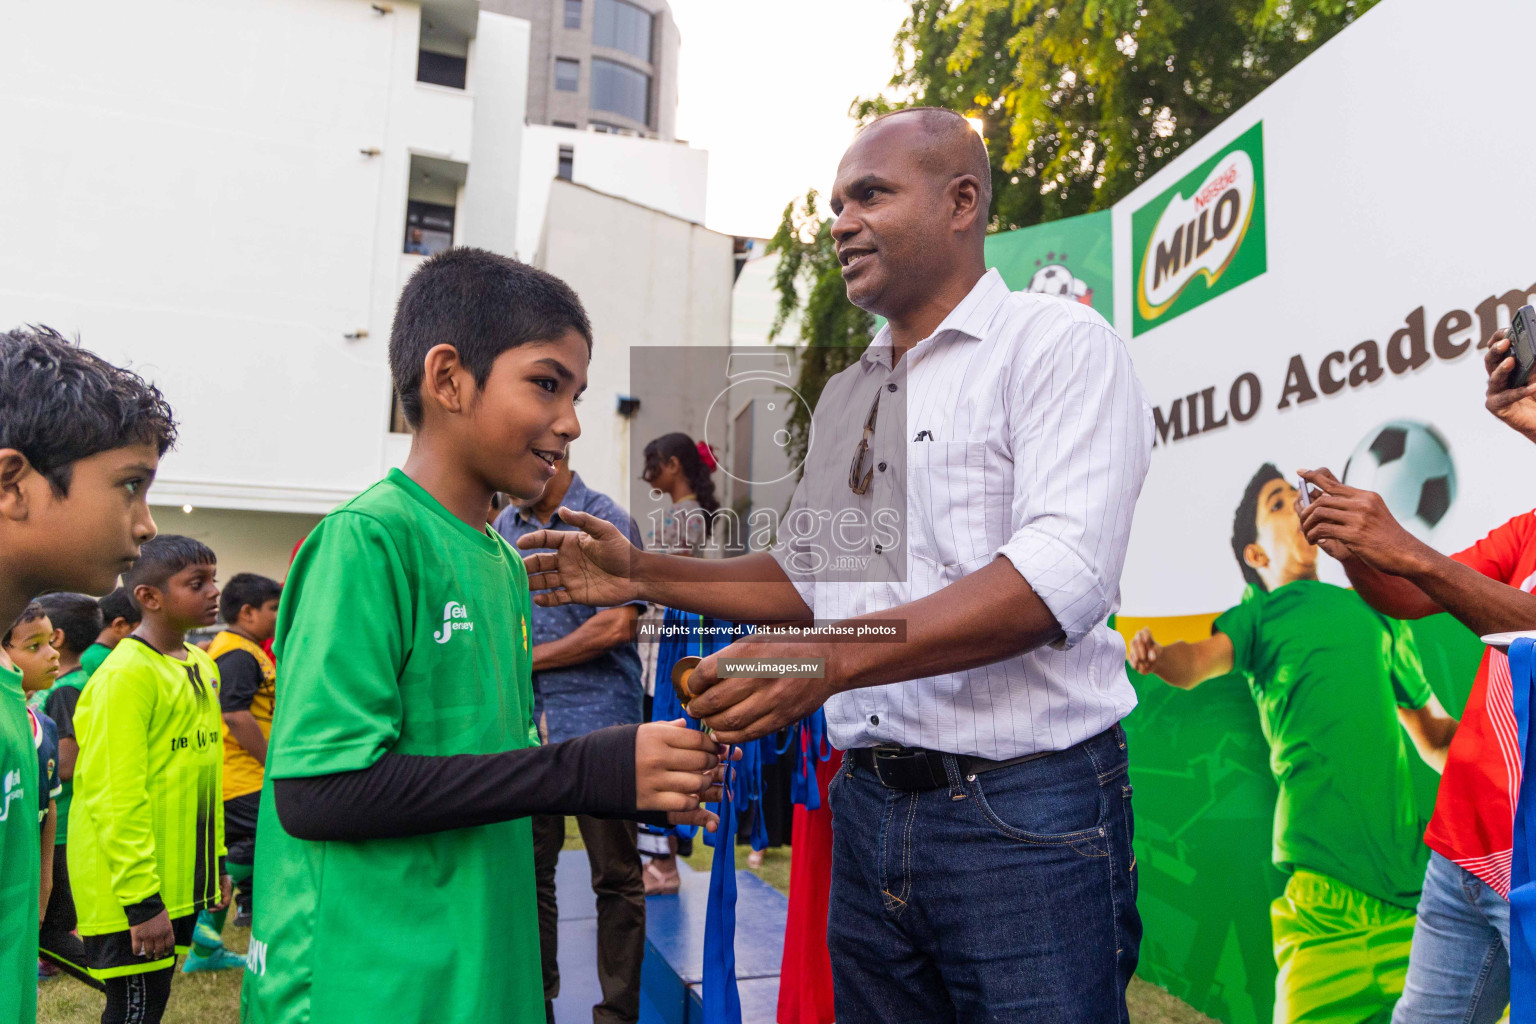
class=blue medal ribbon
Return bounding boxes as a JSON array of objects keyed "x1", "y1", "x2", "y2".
[{"x1": 1508, "y1": 637, "x2": 1536, "y2": 1022}]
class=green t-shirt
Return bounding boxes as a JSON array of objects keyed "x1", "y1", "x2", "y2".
[
  {"x1": 80, "y1": 642, "x2": 112, "y2": 679},
  {"x1": 241, "y1": 469, "x2": 540, "y2": 1024},
  {"x1": 43, "y1": 668, "x2": 87, "y2": 844},
  {"x1": 69, "y1": 638, "x2": 227, "y2": 937},
  {"x1": 1214, "y1": 580, "x2": 1432, "y2": 908},
  {"x1": 0, "y1": 666, "x2": 39, "y2": 1024}
]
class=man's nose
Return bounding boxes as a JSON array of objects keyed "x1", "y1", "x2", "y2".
[{"x1": 831, "y1": 207, "x2": 861, "y2": 245}]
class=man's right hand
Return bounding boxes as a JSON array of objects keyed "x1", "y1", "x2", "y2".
[
  {"x1": 1484, "y1": 328, "x2": 1536, "y2": 443},
  {"x1": 517, "y1": 506, "x2": 641, "y2": 608},
  {"x1": 1127, "y1": 628, "x2": 1162, "y2": 675},
  {"x1": 129, "y1": 909, "x2": 175, "y2": 960}
]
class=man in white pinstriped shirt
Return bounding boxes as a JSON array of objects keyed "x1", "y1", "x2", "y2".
[{"x1": 520, "y1": 107, "x2": 1155, "y2": 1022}]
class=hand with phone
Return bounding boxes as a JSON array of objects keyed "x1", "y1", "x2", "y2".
[{"x1": 1484, "y1": 310, "x2": 1536, "y2": 444}]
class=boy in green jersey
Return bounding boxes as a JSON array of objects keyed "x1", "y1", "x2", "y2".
[
  {"x1": 1129, "y1": 464, "x2": 1459, "y2": 1024},
  {"x1": 0, "y1": 325, "x2": 175, "y2": 1024},
  {"x1": 72, "y1": 534, "x2": 234, "y2": 1023},
  {"x1": 34, "y1": 592, "x2": 106, "y2": 986},
  {"x1": 4, "y1": 603, "x2": 63, "y2": 927},
  {"x1": 242, "y1": 248, "x2": 730, "y2": 1024},
  {"x1": 82, "y1": 587, "x2": 141, "y2": 680}
]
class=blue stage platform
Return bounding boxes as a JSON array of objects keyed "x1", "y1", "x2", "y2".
[{"x1": 551, "y1": 852, "x2": 788, "y2": 1024}]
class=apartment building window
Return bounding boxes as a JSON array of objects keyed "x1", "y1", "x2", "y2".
[
  {"x1": 557, "y1": 145, "x2": 574, "y2": 181},
  {"x1": 594, "y1": 0, "x2": 653, "y2": 62},
  {"x1": 590, "y1": 58, "x2": 649, "y2": 124},
  {"x1": 404, "y1": 200, "x2": 455, "y2": 256},
  {"x1": 555, "y1": 58, "x2": 580, "y2": 92},
  {"x1": 563, "y1": 0, "x2": 583, "y2": 28},
  {"x1": 418, "y1": 49, "x2": 467, "y2": 89}
]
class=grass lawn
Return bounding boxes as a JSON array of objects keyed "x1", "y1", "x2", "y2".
[{"x1": 38, "y1": 822, "x2": 1215, "y2": 1024}]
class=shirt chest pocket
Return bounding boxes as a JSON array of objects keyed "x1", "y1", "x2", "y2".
[{"x1": 904, "y1": 441, "x2": 1008, "y2": 569}]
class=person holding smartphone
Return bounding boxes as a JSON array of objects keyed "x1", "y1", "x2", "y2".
[{"x1": 1297, "y1": 327, "x2": 1536, "y2": 1024}]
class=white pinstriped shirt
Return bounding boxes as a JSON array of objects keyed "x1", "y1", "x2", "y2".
[{"x1": 771, "y1": 269, "x2": 1154, "y2": 759}]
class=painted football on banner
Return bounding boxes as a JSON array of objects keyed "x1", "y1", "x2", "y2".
[
  {"x1": 1027, "y1": 263, "x2": 1093, "y2": 305},
  {"x1": 1341, "y1": 420, "x2": 1457, "y2": 539}
]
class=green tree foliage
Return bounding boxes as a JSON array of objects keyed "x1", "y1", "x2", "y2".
[
  {"x1": 767, "y1": 189, "x2": 875, "y2": 474},
  {"x1": 856, "y1": 0, "x2": 1382, "y2": 230}
]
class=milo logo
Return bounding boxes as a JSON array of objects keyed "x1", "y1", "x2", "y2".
[{"x1": 1133, "y1": 122, "x2": 1267, "y2": 335}]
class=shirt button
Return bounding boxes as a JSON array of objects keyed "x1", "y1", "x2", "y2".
[
  {"x1": 886, "y1": 382, "x2": 898, "y2": 392},
  {"x1": 877, "y1": 461, "x2": 887, "y2": 472},
  {"x1": 870, "y1": 715, "x2": 880, "y2": 725}
]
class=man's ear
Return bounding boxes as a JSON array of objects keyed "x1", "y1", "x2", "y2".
[
  {"x1": 1242, "y1": 543, "x2": 1270, "y2": 571},
  {"x1": 950, "y1": 174, "x2": 985, "y2": 233},
  {"x1": 420, "y1": 344, "x2": 471, "y2": 417},
  {"x1": 0, "y1": 449, "x2": 36, "y2": 523}
]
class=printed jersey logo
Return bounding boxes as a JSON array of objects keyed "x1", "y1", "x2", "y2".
[
  {"x1": 246, "y1": 937, "x2": 266, "y2": 975},
  {"x1": 0, "y1": 768, "x2": 21, "y2": 822},
  {"x1": 433, "y1": 601, "x2": 475, "y2": 644}
]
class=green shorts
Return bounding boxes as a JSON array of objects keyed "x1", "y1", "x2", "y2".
[{"x1": 1271, "y1": 869, "x2": 1416, "y2": 1024}]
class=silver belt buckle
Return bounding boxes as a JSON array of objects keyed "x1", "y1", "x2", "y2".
[{"x1": 871, "y1": 746, "x2": 905, "y2": 788}]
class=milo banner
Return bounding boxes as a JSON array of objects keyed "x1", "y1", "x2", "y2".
[{"x1": 973, "y1": 0, "x2": 1536, "y2": 1020}]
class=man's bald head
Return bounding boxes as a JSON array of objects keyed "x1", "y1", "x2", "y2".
[
  {"x1": 829, "y1": 105, "x2": 993, "y2": 321},
  {"x1": 861, "y1": 107, "x2": 993, "y2": 223}
]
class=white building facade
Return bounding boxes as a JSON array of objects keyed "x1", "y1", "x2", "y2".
[{"x1": 0, "y1": 0, "x2": 723, "y2": 579}]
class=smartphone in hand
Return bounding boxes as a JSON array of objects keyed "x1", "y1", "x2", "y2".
[
  {"x1": 1510, "y1": 304, "x2": 1536, "y2": 389},
  {"x1": 1296, "y1": 474, "x2": 1312, "y2": 509}
]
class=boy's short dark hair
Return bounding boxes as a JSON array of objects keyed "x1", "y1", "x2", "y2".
[
  {"x1": 36, "y1": 593, "x2": 103, "y2": 656},
  {"x1": 388, "y1": 248, "x2": 592, "y2": 429},
  {"x1": 220, "y1": 573, "x2": 282, "y2": 624},
  {"x1": 98, "y1": 586, "x2": 141, "y2": 626},
  {"x1": 0, "y1": 325, "x2": 178, "y2": 495},
  {"x1": 3, "y1": 601, "x2": 47, "y2": 647},
  {"x1": 1232, "y1": 463, "x2": 1286, "y2": 592},
  {"x1": 123, "y1": 535, "x2": 216, "y2": 593}
]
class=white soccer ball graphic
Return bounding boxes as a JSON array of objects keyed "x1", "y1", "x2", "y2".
[
  {"x1": 1342, "y1": 420, "x2": 1456, "y2": 539},
  {"x1": 1027, "y1": 263, "x2": 1088, "y2": 300}
]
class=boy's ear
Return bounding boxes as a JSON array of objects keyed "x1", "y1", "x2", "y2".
[
  {"x1": 420, "y1": 344, "x2": 471, "y2": 417},
  {"x1": 132, "y1": 582, "x2": 163, "y2": 613},
  {"x1": 1242, "y1": 543, "x2": 1270, "y2": 571},
  {"x1": 0, "y1": 449, "x2": 36, "y2": 523}
]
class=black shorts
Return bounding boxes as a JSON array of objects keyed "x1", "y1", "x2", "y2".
[
  {"x1": 83, "y1": 913, "x2": 197, "y2": 980},
  {"x1": 224, "y1": 791, "x2": 261, "y2": 865}
]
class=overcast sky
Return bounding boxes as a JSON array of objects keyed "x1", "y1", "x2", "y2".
[{"x1": 667, "y1": 0, "x2": 912, "y2": 239}]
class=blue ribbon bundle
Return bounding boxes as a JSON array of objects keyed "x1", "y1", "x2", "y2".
[
  {"x1": 1508, "y1": 637, "x2": 1536, "y2": 1022},
  {"x1": 647, "y1": 610, "x2": 835, "y2": 1024}
]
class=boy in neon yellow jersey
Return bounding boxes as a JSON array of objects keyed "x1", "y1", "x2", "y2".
[
  {"x1": 1130, "y1": 463, "x2": 1459, "y2": 1024},
  {"x1": 242, "y1": 249, "x2": 730, "y2": 1024},
  {"x1": 0, "y1": 325, "x2": 173, "y2": 1024},
  {"x1": 71, "y1": 535, "x2": 233, "y2": 1023},
  {"x1": 185, "y1": 572, "x2": 282, "y2": 968}
]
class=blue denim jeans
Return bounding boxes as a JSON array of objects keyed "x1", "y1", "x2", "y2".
[
  {"x1": 826, "y1": 725, "x2": 1140, "y2": 1024},
  {"x1": 1391, "y1": 851, "x2": 1510, "y2": 1024}
]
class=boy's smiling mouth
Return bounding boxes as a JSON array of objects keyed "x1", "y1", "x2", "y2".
[{"x1": 531, "y1": 447, "x2": 563, "y2": 467}]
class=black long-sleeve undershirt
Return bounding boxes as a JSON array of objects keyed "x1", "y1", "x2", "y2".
[{"x1": 273, "y1": 724, "x2": 668, "y2": 842}]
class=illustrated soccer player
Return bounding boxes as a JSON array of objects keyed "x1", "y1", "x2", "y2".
[{"x1": 1129, "y1": 463, "x2": 1458, "y2": 1024}]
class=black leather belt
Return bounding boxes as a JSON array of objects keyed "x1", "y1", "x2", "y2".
[{"x1": 849, "y1": 745, "x2": 1054, "y2": 791}]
